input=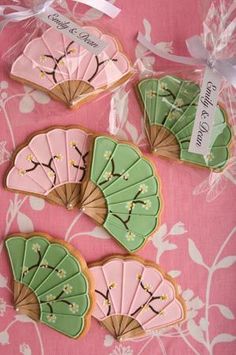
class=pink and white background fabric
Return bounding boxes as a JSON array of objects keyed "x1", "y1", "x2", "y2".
[{"x1": 0, "y1": 0, "x2": 235, "y2": 354}]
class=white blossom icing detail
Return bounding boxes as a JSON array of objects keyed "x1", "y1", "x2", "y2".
[
  {"x1": 18, "y1": 168, "x2": 26, "y2": 176},
  {"x1": 139, "y1": 184, "x2": 148, "y2": 194},
  {"x1": 46, "y1": 314, "x2": 57, "y2": 323},
  {"x1": 55, "y1": 153, "x2": 63, "y2": 161},
  {"x1": 147, "y1": 90, "x2": 157, "y2": 98},
  {"x1": 26, "y1": 154, "x2": 34, "y2": 161},
  {"x1": 122, "y1": 172, "x2": 129, "y2": 180},
  {"x1": 169, "y1": 111, "x2": 180, "y2": 120},
  {"x1": 47, "y1": 171, "x2": 55, "y2": 178},
  {"x1": 63, "y1": 284, "x2": 73, "y2": 294},
  {"x1": 175, "y1": 98, "x2": 184, "y2": 107},
  {"x1": 103, "y1": 299, "x2": 111, "y2": 306},
  {"x1": 32, "y1": 243, "x2": 41, "y2": 252},
  {"x1": 41, "y1": 259, "x2": 48, "y2": 268},
  {"x1": 69, "y1": 303, "x2": 79, "y2": 314},
  {"x1": 160, "y1": 82, "x2": 168, "y2": 91},
  {"x1": 70, "y1": 141, "x2": 77, "y2": 148},
  {"x1": 143, "y1": 200, "x2": 151, "y2": 210},
  {"x1": 46, "y1": 294, "x2": 55, "y2": 302},
  {"x1": 103, "y1": 171, "x2": 112, "y2": 181},
  {"x1": 57, "y1": 269, "x2": 66, "y2": 279},
  {"x1": 22, "y1": 266, "x2": 29, "y2": 275},
  {"x1": 104, "y1": 150, "x2": 112, "y2": 160},
  {"x1": 126, "y1": 201, "x2": 135, "y2": 211},
  {"x1": 143, "y1": 283, "x2": 153, "y2": 292},
  {"x1": 126, "y1": 231, "x2": 136, "y2": 242}
]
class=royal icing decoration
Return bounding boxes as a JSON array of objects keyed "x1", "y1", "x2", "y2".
[
  {"x1": 90, "y1": 256, "x2": 185, "y2": 341},
  {"x1": 6, "y1": 132, "x2": 162, "y2": 253},
  {"x1": 6, "y1": 127, "x2": 90, "y2": 209},
  {"x1": 79, "y1": 136, "x2": 162, "y2": 253},
  {"x1": 137, "y1": 76, "x2": 232, "y2": 170},
  {"x1": 5, "y1": 233, "x2": 94, "y2": 338},
  {"x1": 11, "y1": 27, "x2": 132, "y2": 108}
]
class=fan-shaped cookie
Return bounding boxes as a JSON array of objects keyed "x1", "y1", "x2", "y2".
[
  {"x1": 90, "y1": 255, "x2": 185, "y2": 341},
  {"x1": 11, "y1": 27, "x2": 132, "y2": 109},
  {"x1": 137, "y1": 76, "x2": 232, "y2": 170},
  {"x1": 79, "y1": 136, "x2": 162, "y2": 253},
  {"x1": 5, "y1": 126, "x2": 91, "y2": 210},
  {"x1": 5, "y1": 232, "x2": 94, "y2": 338}
]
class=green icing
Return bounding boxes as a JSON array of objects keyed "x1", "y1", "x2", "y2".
[
  {"x1": 5, "y1": 237, "x2": 26, "y2": 281},
  {"x1": 137, "y1": 76, "x2": 232, "y2": 169},
  {"x1": 138, "y1": 76, "x2": 182, "y2": 126},
  {"x1": 90, "y1": 136, "x2": 161, "y2": 252},
  {"x1": 5, "y1": 235, "x2": 91, "y2": 338},
  {"x1": 41, "y1": 312, "x2": 84, "y2": 338}
]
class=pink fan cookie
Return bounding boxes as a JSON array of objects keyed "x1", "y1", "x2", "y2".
[
  {"x1": 89, "y1": 256, "x2": 186, "y2": 341},
  {"x1": 11, "y1": 27, "x2": 132, "y2": 108},
  {"x1": 5, "y1": 126, "x2": 92, "y2": 209}
]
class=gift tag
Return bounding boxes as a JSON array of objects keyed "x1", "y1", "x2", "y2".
[
  {"x1": 38, "y1": 6, "x2": 107, "y2": 55},
  {"x1": 188, "y1": 67, "x2": 222, "y2": 155}
]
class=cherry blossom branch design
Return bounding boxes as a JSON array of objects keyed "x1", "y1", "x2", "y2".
[
  {"x1": 130, "y1": 276, "x2": 166, "y2": 317},
  {"x1": 70, "y1": 143, "x2": 89, "y2": 181},
  {"x1": 40, "y1": 42, "x2": 118, "y2": 85},
  {"x1": 111, "y1": 190, "x2": 146, "y2": 230}
]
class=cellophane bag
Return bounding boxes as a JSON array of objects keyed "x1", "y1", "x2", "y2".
[
  {"x1": 0, "y1": 0, "x2": 134, "y2": 130},
  {"x1": 133, "y1": 0, "x2": 235, "y2": 173}
]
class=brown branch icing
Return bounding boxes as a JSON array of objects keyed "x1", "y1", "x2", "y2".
[
  {"x1": 99, "y1": 158, "x2": 129, "y2": 186},
  {"x1": 111, "y1": 190, "x2": 146, "y2": 230},
  {"x1": 70, "y1": 142, "x2": 89, "y2": 182},
  {"x1": 87, "y1": 56, "x2": 118, "y2": 83},
  {"x1": 95, "y1": 283, "x2": 116, "y2": 317},
  {"x1": 23, "y1": 155, "x2": 60, "y2": 187},
  {"x1": 130, "y1": 275, "x2": 167, "y2": 317},
  {"x1": 40, "y1": 41, "x2": 75, "y2": 84}
]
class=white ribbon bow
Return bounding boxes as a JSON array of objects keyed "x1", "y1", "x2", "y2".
[
  {"x1": 0, "y1": 0, "x2": 121, "y2": 31},
  {"x1": 0, "y1": 1, "x2": 54, "y2": 31},
  {"x1": 137, "y1": 32, "x2": 236, "y2": 88}
]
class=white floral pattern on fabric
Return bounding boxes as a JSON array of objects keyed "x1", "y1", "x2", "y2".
[
  {"x1": 19, "y1": 343, "x2": 32, "y2": 355},
  {"x1": 0, "y1": 298, "x2": 6, "y2": 317},
  {"x1": 0, "y1": 2, "x2": 235, "y2": 354},
  {"x1": 110, "y1": 345, "x2": 133, "y2": 355}
]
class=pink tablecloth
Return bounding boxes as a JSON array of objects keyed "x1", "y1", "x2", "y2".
[{"x1": 0, "y1": 1, "x2": 235, "y2": 354}]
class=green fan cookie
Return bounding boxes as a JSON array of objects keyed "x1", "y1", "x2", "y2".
[
  {"x1": 5, "y1": 233, "x2": 94, "y2": 338},
  {"x1": 79, "y1": 136, "x2": 162, "y2": 253},
  {"x1": 137, "y1": 76, "x2": 232, "y2": 170}
]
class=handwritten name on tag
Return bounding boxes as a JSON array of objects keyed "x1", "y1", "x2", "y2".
[
  {"x1": 38, "y1": 7, "x2": 107, "y2": 55},
  {"x1": 188, "y1": 67, "x2": 221, "y2": 156}
]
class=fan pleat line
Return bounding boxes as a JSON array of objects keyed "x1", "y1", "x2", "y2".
[
  {"x1": 96, "y1": 145, "x2": 119, "y2": 187},
  {"x1": 38, "y1": 272, "x2": 84, "y2": 298},
  {"x1": 41, "y1": 34, "x2": 69, "y2": 103},
  {"x1": 31, "y1": 254, "x2": 70, "y2": 295},
  {"x1": 101, "y1": 157, "x2": 141, "y2": 194}
]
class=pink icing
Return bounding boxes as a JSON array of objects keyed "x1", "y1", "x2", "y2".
[
  {"x1": 6, "y1": 128, "x2": 90, "y2": 196},
  {"x1": 11, "y1": 26, "x2": 131, "y2": 94},
  {"x1": 90, "y1": 258, "x2": 185, "y2": 331}
]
